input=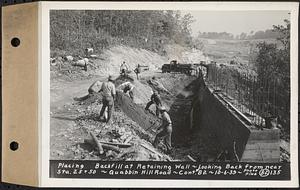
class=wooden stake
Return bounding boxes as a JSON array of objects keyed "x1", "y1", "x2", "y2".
[{"x1": 89, "y1": 132, "x2": 104, "y2": 155}]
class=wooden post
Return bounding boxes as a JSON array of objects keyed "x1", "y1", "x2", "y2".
[{"x1": 89, "y1": 132, "x2": 104, "y2": 155}]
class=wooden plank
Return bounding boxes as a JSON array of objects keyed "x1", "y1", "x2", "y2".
[
  {"x1": 241, "y1": 158, "x2": 279, "y2": 163},
  {"x1": 241, "y1": 149, "x2": 280, "y2": 161},
  {"x1": 124, "y1": 136, "x2": 133, "y2": 144},
  {"x1": 244, "y1": 142, "x2": 279, "y2": 151},
  {"x1": 187, "y1": 155, "x2": 196, "y2": 162},
  {"x1": 246, "y1": 139, "x2": 279, "y2": 144},
  {"x1": 100, "y1": 141, "x2": 132, "y2": 148},
  {"x1": 248, "y1": 129, "x2": 280, "y2": 141},
  {"x1": 90, "y1": 132, "x2": 104, "y2": 155}
]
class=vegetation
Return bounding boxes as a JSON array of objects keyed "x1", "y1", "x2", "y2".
[
  {"x1": 50, "y1": 10, "x2": 195, "y2": 55},
  {"x1": 256, "y1": 20, "x2": 290, "y2": 90},
  {"x1": 197, "y1": 29, "x2": 281, "y2": 40},
  {"x1": 255, "y1": 19, "x2": 290, "y2": 132}
]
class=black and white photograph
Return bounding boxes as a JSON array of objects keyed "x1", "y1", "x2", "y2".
[{"x1": 47, "y1": 2, "x2": 296, "y2": 184}]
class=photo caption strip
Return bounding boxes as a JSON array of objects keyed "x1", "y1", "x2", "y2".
[{"x1": 50, "y1": 161, "x2": 290, "y2": 180}]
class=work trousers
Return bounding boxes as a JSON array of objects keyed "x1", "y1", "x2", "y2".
[
  {"x1": 153, "y1": 124, "x2": 172, "y2": 152},
  {"x1": 99, "y1": 96, "x2": 114, "y2": 123}
]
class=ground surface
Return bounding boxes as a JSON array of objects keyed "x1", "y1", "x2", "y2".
[
  {"x1": 50, "y1": 44, "x2": 289, "y2": 162},
  {"x1": 50, "y1": 70, "x2": 220, "y2": 161}
]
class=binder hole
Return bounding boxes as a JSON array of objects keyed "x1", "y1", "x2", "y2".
[
  {"x1": 10, "y1": 141, "x2": 19, "y2": 151},
  {"x1": 11, "y1": 38, "x2": 20, "y2": 47}
]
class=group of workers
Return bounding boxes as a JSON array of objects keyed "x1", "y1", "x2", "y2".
[
  {"x1": 74, "y1": 61, "x2": 173, "y2": 154},
  {"x1": 120, "y1": 61, "x2": 141, "y2": 80}
]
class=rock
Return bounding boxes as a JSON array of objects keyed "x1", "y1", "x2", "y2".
[
  {"x1": 74, "y1": 149, "x2": 80, "y2": 155},
  {"x1": 55, "y1": 150, "x2": 64, "y2": 156},
  {"x1": 106, "y1": 150, "x2": 113, "y2": 157}
]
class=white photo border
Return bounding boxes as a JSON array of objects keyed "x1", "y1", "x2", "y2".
[{"x1": 40, "y1": 1, "x2": 299, "y2": 187}]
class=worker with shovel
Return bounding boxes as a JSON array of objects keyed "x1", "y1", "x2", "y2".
[
  {"x1": 99, "y1": 75, "x2": 116, "y2": 124},
  {"x1": 118, "y1": 80, "x2": 135, "y2": 100},
  {"x1": 145, "y1": 91, "x2": 162, "y2": 117},
  {"x1": 153, "y1": 106, "x2": 173, "y2": 154}
]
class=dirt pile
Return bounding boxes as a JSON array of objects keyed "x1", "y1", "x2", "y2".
[
  {"x1": 50, "y1": 58, "x2": 98, "y2": 82},
  {"x1": 164, "y1": 44, "x2": 209, "y2": 63},
  {"x1": 95, "y1": 45, "x2": 168, "y2": 74},
  {"x1": 114, "y1": 75, "x2": 153, "y2": 105},
  {"x1": 116, "y1": 92, "x2": 161, "y2": 134},
  {"x1": 51, "y1": 96, "x2": 170, "y2": 161}
]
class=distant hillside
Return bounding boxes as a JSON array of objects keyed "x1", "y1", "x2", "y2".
[{"x1": 197, "y1": 29, "x2": 280, "y2": 40}]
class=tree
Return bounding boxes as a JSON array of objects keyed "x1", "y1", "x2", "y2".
[
  {"x1": 255, "y1": 19, "x2": 290, "y2": 131},
  {"x1": 50, "y1": 10, "x2": 195, "y2": 54},
  {"x1": 273, "y1": 19, "x2": 290, "y2": 50}
]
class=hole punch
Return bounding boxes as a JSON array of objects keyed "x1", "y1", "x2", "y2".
[
  {"x1": 11, "y1": 37, "x2": 20, "y2": 47},
  {"x1": 10, "y1": 141, "x2": 19, "y2": 151}
]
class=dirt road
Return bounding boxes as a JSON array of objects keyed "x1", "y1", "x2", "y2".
[
  {"x1": 51, "y1": 78, "x2": 95, "y2": 159},
  {"x1": 50, "y1": 72, "x2": 168, "y2": 160}
]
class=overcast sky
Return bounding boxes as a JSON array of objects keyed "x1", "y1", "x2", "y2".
[{"x1": 181, "y1": 11, "x2": 290, "y2": 36}]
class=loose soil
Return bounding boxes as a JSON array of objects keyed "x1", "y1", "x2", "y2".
[{"x1": 50, "y1": 71, "x2": 219, "y2": 161}]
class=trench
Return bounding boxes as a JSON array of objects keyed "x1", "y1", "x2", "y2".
[
  {"x1": 115, "y1": 74, "x2": 221, "y2": 161},
  {"x1": 115, "y1": 72, "x2": 280, "y2": 162}
]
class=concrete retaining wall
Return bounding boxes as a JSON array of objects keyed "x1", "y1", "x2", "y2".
[{"x1": 193, "y1": 77, "x2": 280, "y2": 162}]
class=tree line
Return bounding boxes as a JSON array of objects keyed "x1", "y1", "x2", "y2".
[
  {"x1": 197, "y1": 29, "x2": 281, "y2": 40},
  {"x1": 50, "y1": 10, "x2": 195, "y2": 55}
]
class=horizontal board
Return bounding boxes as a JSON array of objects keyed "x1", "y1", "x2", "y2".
[
  {"x1": 244, "y1": 142, "x2": 279, "y2": 151},
  {"x1": 241, "y1": 158, "x2": 279, "y2": 163},
  {"x1": 241, "y1": 149, "x2": 280, "y2": 161},
  {"x1": 248, "y1": 129, "x2": 280, "y2": 141}
]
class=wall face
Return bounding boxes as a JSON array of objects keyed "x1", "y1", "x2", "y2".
[
  {"x1": 116, "y1": 75, "x2": 280, "y2": 162},
  {"x1": 196, "y1": 81, "x2": 250, "y2": 160},
  {"x1": 193, "y1": 76, "x2": 280, "y2": 162}
]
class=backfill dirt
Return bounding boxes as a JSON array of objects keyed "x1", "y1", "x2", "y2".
[{"x1": 50, "y1": 72, "x2": 220, "y2": 162}]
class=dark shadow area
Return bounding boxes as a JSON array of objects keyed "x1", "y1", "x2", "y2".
[{"x1": 169, "y1": 78, "x2": 201, "y2": 144}]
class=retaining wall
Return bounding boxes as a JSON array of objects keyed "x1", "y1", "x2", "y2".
[{"x1": 194, "y1": 77, "x2": 280, "y2": 162}]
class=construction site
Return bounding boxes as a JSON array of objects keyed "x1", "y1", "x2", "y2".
[
  {"x1": 50, "y1": 45, "x2": 290, "y2": 163},
  {"x1": 50, "y1": 10, "x2": 290, "y2": 164}
]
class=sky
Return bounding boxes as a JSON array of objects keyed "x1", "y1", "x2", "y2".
[{"x1": 181, "y1": 11, "x2": 290, "y2": 36}]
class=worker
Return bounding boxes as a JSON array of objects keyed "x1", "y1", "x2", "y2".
[
  {"x1": 145, "y1": 91, "x2": 162, "y2": 117},
  {"x1": 118, "y1": 81, "x2": 135, "y2": 100},
  {"x1": 134, "y1": 64, "x2": 141, "y2": 80},
  {"x1": 120, "y1": 61, "x2": 129, "y2": 77},
  {"x1": 99, "y1": 75, "x2": 116, "y2": 124},
  {"x1": 148, "y1": 76, "x2": 171, "y2": 94},
  {"x1": 153, "y1": 106, "x2": 173, "y2": 154},
  {"x1": 74, "y1": 80, "x2": 102, "y2": 101}
]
